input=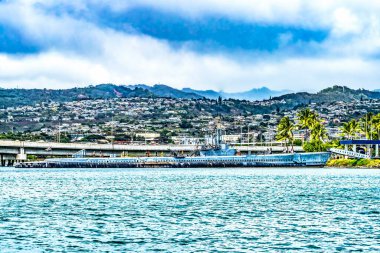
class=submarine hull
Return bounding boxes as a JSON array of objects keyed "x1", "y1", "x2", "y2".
[{"x1": 16, "y1": 152, "x2": 331, "y2": 168}]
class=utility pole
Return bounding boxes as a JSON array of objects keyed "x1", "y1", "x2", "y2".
[
  {"x1": 248, "y1": 125, "x2": 250, "y2": 144},
  {"x1": 58, "y1": 123, "x2": 61, "y2": 143},
  {"x1": 240, "y1": 125, "x2": 243, "y2": 146},
  {"x1": 366, "y1": 115, "x2": 368, "y2": 140},
  {"x1": 111, "y1": 116, "x2": 115, "y2": 157}
]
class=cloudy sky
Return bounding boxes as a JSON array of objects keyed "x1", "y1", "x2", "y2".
[{"x1": 1, "y1": 0, "x2": 380, "y2": 92}]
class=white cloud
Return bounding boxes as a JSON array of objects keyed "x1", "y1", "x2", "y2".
[
  {"x1": 1, "y1": 0, "x2": 380, "y2": 91},
  {"x1": 0, "y1": 53, "x2": 111, "y2": 88},
  {"x1": 1, "y1": 49, "x2": 380, "y2": 92},
  {"x1": 332, "y1": 8, "x2": 362, "y2": 36}
]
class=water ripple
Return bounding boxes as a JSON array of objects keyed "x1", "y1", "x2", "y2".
[{"x1": 1, "y1": 168, "x2": 380, "y2": 252}]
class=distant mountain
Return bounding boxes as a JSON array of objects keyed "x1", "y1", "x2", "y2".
[
  {"x1": 128, "y1": 84, "x2": 203, "y2": 99},
  {"x1": 271, "y1": 86, "x2": 380, "y2": 109},
  {"x1": 182, "y1": 87, "x2": 290, "y2": 101},
  {"x1": 223, "y1": 87, "x2": 291, "y2": 101},
  {"x1": 1, "y1": 84, "x2": 380, "y2": 109},
  {"x1": 182, "y1": 88, "x2": 221, "y2": 99},
  {"x1": 0, "y1": 84, "x2": 154, "y2": 108},
  {"x1": 0, "y1": 83, "x2": 205, "y2": 109}
]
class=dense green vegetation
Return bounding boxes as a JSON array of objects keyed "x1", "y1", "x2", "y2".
[
  {"x1": 327, "y1": 112, "x2": 380, "y2": 168},
  {"x1": 272, "y1": 85, "x2": 380, "y2": 109},
  {"x1": 276, "y1": 116, "x2": 295, "y2": 152},
  {"x1": 0, "y1": 84, "x2": 154, "y2": 108},
  {"x1": 0, "y1": 132, "x2": 71, "y2": 142},
  {"x1": 302, "y1": 140, "x2": 339, "y2": 152},
  {"x1": 327, "y1": 159, "x2": 380, "y2": 168},
  {"x1": 340, "y1": 112, "x2": 380, "y2": 140},
  {"x1": 276, "y1": 106, "x2": 380, "y2": 154},
  {"x1": 0, "y1": 132, "x2": 49, "y2": 141},
  {"x1": 276, "y1": 108, "x2": 330, "y2": 152}
]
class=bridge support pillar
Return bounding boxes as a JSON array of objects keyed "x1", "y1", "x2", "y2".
[
  {"x1": 4, "y1": 160, "x2": 12, "y2": 167},
  {"x1": 0, "y1": 154, "x2": 4, "y2": 167},
  {"x1": 376, "y1": 145, "x2": 379, "y2": 158},
  {"x1": 344, "y1": 145, "x2": 348, "y2": 159},
  {"x1": 353, "y1": 144, "x2": 356, "y2": 152},
  {"x1": 16, "y1": 147, "x2": 27, "y2": 162},
  {"x1": 367, "y1": 145, "x2": 371, "y2": 158}
]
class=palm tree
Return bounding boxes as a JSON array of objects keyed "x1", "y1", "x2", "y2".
[
  {"x1": 310, "y1": 121, "x2": 327, "y2": 142},
  {"x1": 297, "y1": 108, "x2": 318, "y2": 141},
  {"x1": 360, "y1": 112, "x2": 374, "y2": 139},
  {"x1": 340, "y1": 119, "x2": 360, "y2": 140},
  {"x1": 373, "y1": 114, "x2": 380, "y2": 140},
  {"x1": 350, "y1": 120, "x2": 360, "y2": 139},
  {"x1": 341, "y1": 121, "x2": 352, "y2": 139},
  {"x1": 276, "y1": 116, "x2": 295, "y2": 152}
]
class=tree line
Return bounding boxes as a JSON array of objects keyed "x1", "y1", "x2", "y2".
[
  {"x1": 276, "y1": 108, "x2": 328, "y2": 152},
  {"x1": 340, "y1": 112, "x2": 380, "y2": 140},
  {"x1": 276, "y1": 108, "x2": 380, "y2": 153}
]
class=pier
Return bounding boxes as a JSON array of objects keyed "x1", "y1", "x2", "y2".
[{"x1": 330, "y1": 140, "x2": 380, "y2": 159}]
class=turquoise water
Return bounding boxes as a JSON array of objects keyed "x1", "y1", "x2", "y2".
[{"x1": 1, "y1": 168, "x2": 380, "y2": 252}]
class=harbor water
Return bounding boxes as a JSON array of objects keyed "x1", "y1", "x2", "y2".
[{"x1": 1, "y1": 167, "x2": 380, "y2": 252}]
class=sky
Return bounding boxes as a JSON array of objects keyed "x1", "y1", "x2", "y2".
[{"x1": 0, "y1": 0, "x2": 380, "y2": 92}]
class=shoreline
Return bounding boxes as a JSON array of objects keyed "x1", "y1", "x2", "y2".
[
  {"x1": 326, "y1": 166, "x2": 380, "y2": 169},
  {"x1": 327, "y1": 158, "x2": 380, "y2": 169}
]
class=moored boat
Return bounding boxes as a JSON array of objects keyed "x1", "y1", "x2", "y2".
[
  {"x1": 15, "y1": 129, "x2": 331, "y2": 168},
  {"x1": 15, "y1": 150, "x2": 330, "y2": 168}
]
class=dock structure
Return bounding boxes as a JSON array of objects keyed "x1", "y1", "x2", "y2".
[
  {"x1": 332, "y1": 140, "x2": 380, "y2": 159},
  {"x1": 330, "y1": 148, "x2": 370, "y2": 159}
]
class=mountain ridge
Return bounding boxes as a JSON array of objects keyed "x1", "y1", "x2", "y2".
[
  {"x1": 0, "y1": 84, "x2": 379, "y2": 109},
  {"x1": 271, "y1": 85, "x2": 380, "y2": 109},
  {"x1": 181, "y1": 86, "x2": 290, "y2": 100},
  {"x1": 127, "y1": 84, "x2": 203, "y2": 99}
]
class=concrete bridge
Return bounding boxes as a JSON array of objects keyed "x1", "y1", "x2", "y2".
[{"x1": 0, "y1": 140, "x2": 303, "y2": 166}]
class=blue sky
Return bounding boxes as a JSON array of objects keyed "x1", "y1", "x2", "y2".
[{"x1": 0, "y1": 1, "x2": 380, "y2": 91}]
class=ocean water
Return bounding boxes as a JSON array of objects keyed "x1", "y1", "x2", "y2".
[{"x1": 1, "y1": 168, "x2": 380, "y2": 252}]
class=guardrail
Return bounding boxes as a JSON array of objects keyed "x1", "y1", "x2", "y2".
[
  {"x1": 330, "y1": 148, "x2": 370, "y2": 159},
  {"x1": 0, "y1": 140, "x2": 195, "y2": 151},
  {"x1": 0, "y1": 140, "x2": 304, "y2": 154}
]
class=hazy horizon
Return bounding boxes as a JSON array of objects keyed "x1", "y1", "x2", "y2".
[
  {"x1": 1, "y1": 83, "x2": 377, "y2": 95},
  {"x1": 1, "y1": 1, "x2": 380, "y2": 91}
]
